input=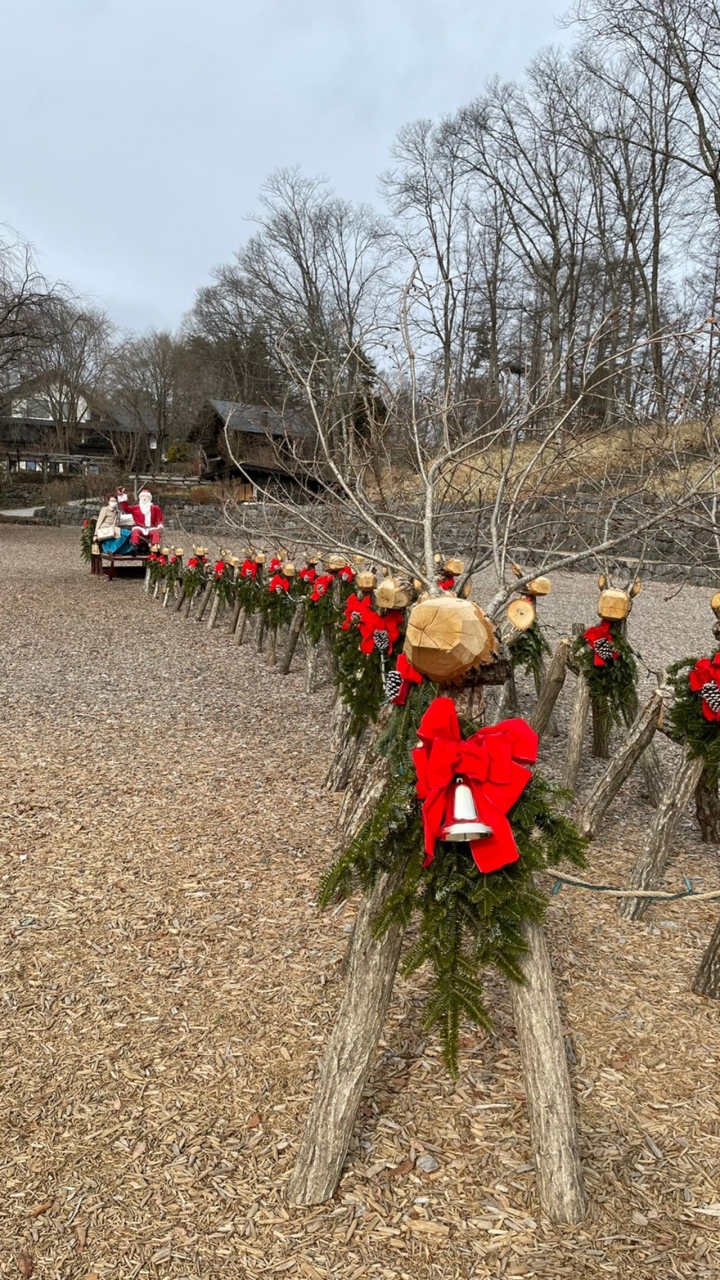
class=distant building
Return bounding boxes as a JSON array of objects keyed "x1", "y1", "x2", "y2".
[{"x1": 189, "y1": 400, "x2": 315, "y2": 499}]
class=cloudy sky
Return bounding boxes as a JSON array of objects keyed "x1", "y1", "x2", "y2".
[{"x1": 4, "y1": 0, "x2": 567, "y2": 332}]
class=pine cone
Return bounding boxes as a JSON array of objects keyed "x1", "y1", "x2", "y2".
[
  {"x1": 594, "y1": 637, "x2": 616, "y2": 662},
  {"x1": 373, "y1": 629, "x2": 390, "y2": 654},
  {"x1": 701, "y1": 680, "x2": 720, "y2": 713},
  {"x1": 384, "y1": 669, "x2": 403, "y2": 703}
]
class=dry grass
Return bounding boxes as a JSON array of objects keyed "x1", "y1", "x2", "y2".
[{"x1": 1, "y1": 528, "x2": 719, "y2": 1279}]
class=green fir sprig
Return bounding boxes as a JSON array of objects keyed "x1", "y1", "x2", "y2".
[
  {"x1": 572, "y1": 624, "x2": 638, "y2": 723},
  {"x1": 667, "y1": 657, "x2": 720, "y2": 785},
  {"x1": 511, "y1": 621, "x2": 551, "y2": 682}
]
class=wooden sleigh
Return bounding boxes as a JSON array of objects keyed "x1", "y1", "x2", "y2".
[{"x1": 90, "y1": 542, "x2": 150, "y2": 580}]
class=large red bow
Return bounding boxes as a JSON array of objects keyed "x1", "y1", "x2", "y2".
[
  {"x1": 584, "y1": 619, "x2": 619, "y2": 666},
  {"x1": 689, "y1": 652, "x2": 720, "y2": 721},
  {"x1": 412, "y1": 698, "x2": 537, "y2": 874}
]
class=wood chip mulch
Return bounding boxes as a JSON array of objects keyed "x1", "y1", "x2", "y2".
[{"x1": 1, "y1": 526, "x2": 719, "y2": 1279}]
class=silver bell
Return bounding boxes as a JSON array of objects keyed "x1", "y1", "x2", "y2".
[{"x1": 440, "y1": 776, "x2": 493, "y2": 842}]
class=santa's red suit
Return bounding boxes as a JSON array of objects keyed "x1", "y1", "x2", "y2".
[{"x1": 117, "y1": 489, "x2": 164, "y2": 547}]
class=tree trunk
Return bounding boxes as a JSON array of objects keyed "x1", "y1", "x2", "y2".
[
  {"x1": 620, "y1": 689, "x2": 664, "y2": 807},
  {"x1": 563, "y1": 677, "x2": 590, "y2": 794},
  {"x1": 280, "y1": 600, "x2": 306, "y2": 675},
  {"x1": 575, "y1": 690, "x2": 663, "y2": 839},
  {"x1": 183, "y1": 592, "x2": 194, "y2": 619},
  {"x1": 495, "y1": 672, "x2": 519, "y2": 721},
  {"x1": 694, "y1": 766, "x2": 720, "y2": 843},
  {"x1": 175, "y1": 586, "x2": 186, "y2": 613},
  {"x1": 287, "y1": 865, "x2": 407, "y2": 1205},
  {"x1": 510, "y1": 922, "x2": 587, "y2": 1223},
  {"x1": 326, "y1": 700, "x2": 366, "y2": 792},
  {"x1": 267, "y1": 626, "x2": 278, "y2": 667},
  {"x1": 305, "y1": 642, "x2": 319, "y2": 694},
  {"x1": 692, "y1": 917, "x2": 720, "y2": 998},
  {"x1": 591, "y1": 698, "x2": 612, "y2": 758},
  {"x1": 256, "y1": 615, "x2": 267, "y2": 654},
  {"x1": 529, "y1": 639, "x2": 569, "y2": 741},
  {"x1": 619, "y1": 752, "x2": 704, "y2": 922}
]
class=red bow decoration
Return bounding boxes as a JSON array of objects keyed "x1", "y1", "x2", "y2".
[
  {"x1": 187, "y1": 557, "x2": 198, "y2": 569},
  {"x1": 387, "y1": 652, "x2": 423, "y2": 705},
  {"x1": 689, "y1": 653, "x2": 720, "y2": 721},
  {"x1": 584, "y1": 619, "x2": 620, "y2": 666},
  {"x1": 412, "y1": 698, "x2": 537, "y2": 874},
  {"x1": 269, "y1": 557, "x2": 283, "y2": 573},
  {"x1": 299, "y1": 565, "x2": 317, "y2": 583},
  {"x1": 439, "y1": 575, "x2": 456, "y2": 592},
  {"x1": 358, "y1": 606, "x2": 404, "y2": 654},
  {"x1": 338, "y1": 565, "x2": 355, "y2": 583},
  {"x1": 341, "y1": 593, "x2": 372, "y2": 630},
  {"x1": 214, "y1": 559, "x2": 226, "y2": 576},
  {"x1": 269, "y1": 573, "x2": 290, "y2": 593},
  {"x1": 310, "y1": 573, "x2": 334, "y2": 602},
  {"x1": 240, "y1": 559, "x2": 258, "y2": 579}
]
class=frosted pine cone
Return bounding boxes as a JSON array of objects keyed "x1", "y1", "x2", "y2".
[
  {"x1": 373, "y1": 629, "x2": 390, "y2": 654},
  {"x1": 701, "y1": 680, "x2": 720, "y2": 714},
  {"x1": 594, "y1": 636, "x2": 616, "y2": 663},
  {"x1": 384, "y1": 669, "x2": 403, "y2": 703}
]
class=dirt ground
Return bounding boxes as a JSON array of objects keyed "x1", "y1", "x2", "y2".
[{"x1": 1, "y1": 525, "x2": 719, "y2": 1280}]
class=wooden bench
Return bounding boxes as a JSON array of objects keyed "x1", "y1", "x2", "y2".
[{"x1": 91, "y1": 550, "x2": 149, "y2": 580}]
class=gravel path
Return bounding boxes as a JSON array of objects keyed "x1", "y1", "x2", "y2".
[{"x1": 1, "y1": 525, "x2": 719, "y2": 1279}]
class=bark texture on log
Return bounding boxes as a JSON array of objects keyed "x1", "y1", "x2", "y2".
[
  {"x1": 267, "y1": 626, "x2": 278, "y2": 666},
  {"x1": 619, "y1": 752, "x2": 704, "y2": 922},
  {"x1": 234, "y1": 610, "x2": 247, "y2": 647},
  {"x1": 511, "y1": 922, "x2": 587, "y2": 1224},
  {"x1": 563, "y1": 677, "x2": 590, "y2": 794},
  {"x1": 280, "y1": 601, "x2": 306, "y2": 675},
  {"x1": 529, "y1": 640, "x2": 569, "y2": 741},
  {"x1": 692, "y1": 917, "x2": 720, "y2": 998},
  {"x1": 207, "y1": 595, "x2": 222, "y2": 630},
  {"x1": 534, "y1": 656, "x2": 560, "y2": 737},
  {"x1": 174, "y1": 586, "x2": 186, "y2": 613},
  {"x1": 575, "y1": 690, "x2": 663, "y2": 839},
  {"x1": 495, "y1": 671, "x2": 519, "y2": 722},
  {"x1": 287, "y1": 866, "x2": 407, "y2": 1205},
  {"x1": 326, "y1": 699, "x2": 366, "y2": 792},
  {"x1": 229, "y1": 596, "x2": 243, "y2": 635},
  {"x1": 620, "y1": 690, "x2": 664, "y2": 807},
  {"x1": 591, "y1": 699, "x2": 612, "y2": 758},
  {"x1": 305, "y1": 642, "x2": 319, "y2": 694},
  {"x1": 195, "y1": 584, "x2": 211, "y2": 622},
  {"x1": 256, "y1": 615, "x2": 267, "y2": 653},
  {"x1": 694, "y1": 767, "x2": 720, "y2": 843}
]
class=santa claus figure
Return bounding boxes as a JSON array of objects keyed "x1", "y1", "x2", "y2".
[{"x1": 117, "y1": 486, "x2": 164, "y2": 550}]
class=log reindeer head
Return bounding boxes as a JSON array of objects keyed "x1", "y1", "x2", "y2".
[
  {"x1": 506, "y1": 563, "x2": 552, "y2": 631},
  {"x1": 596, "y1": 570, "x2": 642, "y2": 621}
]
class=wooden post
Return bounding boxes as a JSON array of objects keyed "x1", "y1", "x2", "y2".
[
  {"x1": 207, "y1": 594, "x2": 222, "y2": 630},
  {"x1": 175, "y1": 586, "x2": 186, "y2": 613},
  {"x1": 694, "y1": 766, "x2": 720, "y2": 843},
  {"x1": 495, "y1": 671, "x2": 519, "y2": 721},
  {"x1": 267, "y1": 626, "x2": 278, "y2": 666},
  {"x1": 143, "y1": 564, "x2": 152, "y2": 594},
  {"x1": 287, "y1": 864, "x2": 408, "y2": 1205},
  {"x1": 563, "y1": 677, "x2": 590, "y2": 794},
  {"x1": 621, "y1": 688, "x2": 664, "y2": 807},
  {"x1": 591, "y1": 699, "x2": 612, "y2": 758},
  {"x1": 195, "y1": 583, "x2": 212, "y2": 622},
  {"x1": 305, "y1": 642, "x2": 319, "y2": 694},
  {"x1": 280, "y1": 600, "x2": 306, "y2": 675},
  {"x1": 234, "y1": 610, "x2": 248, "y2": 647},
  {"x1": 510, "y1": 922, "x2": 587, "y2": 1224},
  {"x1": 529, "y1": 639, "x2": 569, "y2": 741},
  {"x1": 575, "y1": 690, "x2": 664, "y2": 839},
  {"x1": 326, "y1": 700, "x2": 366, "y2": 792},
  {"x1": 692, "y1": 918, "x2": 720, "y2": 998},
  {"x1": 619, "y1": 751, "x2": 704, "y2": 922},
  {"x1": 256, "y1": 614, "x2": 267, "y2": 654},
  {"x1": 533, "y1": 655, "x2": 560, "y2": 737},
  {"x1": 229, "y1": 595, "x2": 244, "y2": 635}
]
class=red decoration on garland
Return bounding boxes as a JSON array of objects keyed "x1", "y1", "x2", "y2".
[
  {"x1": 299, "y1": 565, "x2": 317, "y2": 583},
  {"x1": 386, "y1": 652, "x2": 423, "y2": 705},
  {"x1": 310, "y1": 573, "x2": 334, "y2": 601},
  {"x1": 269, "y1": 556, "x2": 283, "y2": 573},
  {"x1": 240, "y1": 559, "x2": 258, "y2": 579},
  {"x1": 341, "y1": 593, "x2": 371, "y2": 630},
  {"x1": 689, "y1": 653, "x2": 720, "y2": 720},
  {"x1": 439, "y1": 575, "x2": 456, "y2": 591},
  {"x1": 187, "y1": 557, "x2": 198, "y2": 569},
  {"x1": 269, "y1": 573, "x2": 290, "y2": 593},
  {"x1": 584, "y1": 619, "x2": 620, "y2": 666},
  {"x1": 412, "y1": 698, "x2": 537, "y2": 874},
  {"x1": 358, "y1": 606, "x2": 404, "y2": 655},
  {"x1": 214, "y1": 559, "x2": 226, "y2": 576},
  {"x1": 338, "y1": 565, "x2": 355, "y2": 583}
]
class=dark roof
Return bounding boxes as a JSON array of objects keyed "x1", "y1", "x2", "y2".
[{"x1": 210, "y1": 401, "x2": 309, "y2": 438}]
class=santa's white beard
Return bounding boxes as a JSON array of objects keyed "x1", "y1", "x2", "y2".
[{"x1": 139, "y1": 497, "x2": 152, "y2": 526}]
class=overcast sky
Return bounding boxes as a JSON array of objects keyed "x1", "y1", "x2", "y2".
[{"x1": 3, "y1": 0, "x2": 568, "y2": 333}]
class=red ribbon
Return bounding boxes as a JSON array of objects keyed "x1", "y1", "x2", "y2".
[
  {"x1": 412, "y1": 698, "x2": 537, "y2": 874},
  {"x1": 689, "y1": 653, "x2": 720, "y2": 721},
  {"x1": 583, "y1": 619, "x2": 619, "y2": 666},
  {"x1": 389, "y1": 653, "x2": 423, "y2": 705},
  {"x1": 240, "y1": 559, "x2": 258, "y2": 579},
  {"x1": 269, "y1": 573, "x2": 290, "y2": 593},
  {"x1": 358, "y1": 606, "x2": 404, "y2": 654}
]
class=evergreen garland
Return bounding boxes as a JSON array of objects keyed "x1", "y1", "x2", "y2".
[
  {"x1": 182, "y1": 559, "x2": 207, "y2": 601},
  {"x1": 332, "y1": 615, "x2": 392, "y2": 739},
  {"x1": 259, "y1": 582, "x2": 295, "y2": 630},
  {"x1": 304, "y1": 588, "x2": 339, "y2": 646},
  {"x1": 235, "y1": 572, "x2": 263, "y2": 618},
  {"x1": 510, "y1": 620, "x2": 551, "y2": 681},
  {"x1": 212, "y1": 564, "x2": 236, "y2": 608},
  {"x1": 163, "y1": 555, "x2": 183, "y2": 593},
  {"x1": 318, "y1": 688, "x2": 587, "y2": 1076},
  {"x1": 148, "y1": 554, "x2": 167, "y2": 587},
  {"x1": 80, "y1": 521, "x2": 95, "y2": 563},
  {"x1": 572, "y1": 624, "x2": 638, "y2": 723},
  {"x1": 667, "y1": 657, "x2": 720, "y2": 785}
]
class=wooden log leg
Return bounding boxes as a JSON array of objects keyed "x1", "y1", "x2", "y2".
[
  {"x1": 183, "y1": 592, "x2": 194, "y2": 619},
  {"x1": 511, "y1": 922, "x2": 587, "y2": 1224},
  {"x1": 175, "y1": 586, "x2": 186, "y2": 613},
  {"x1": 152, "y1": 578, "x2": 161, "y2": 600},
  {"x1": 619, "y1": 752, "x2": 704, "y2": 922},
  {"x1": 534, "y1": 657, "x2": 560, "y2": 737},
  {"x1": 575, "y1": 691, "x2": 664, "y2": 839},
  {"x1": 620, "y1": 691, "x2": 664, "y2": 807},
  {"x1": 694, "y1": 766, "x2": 720, "y2": 843},
  {"x1": 494, "y1": 672, "x2": 519, "y2": 722},
  {"x1": 162, "y1": 586, "x2": 171, "y2": 608},
  {"x1": 195, "y1": 585, "x2": 211, "y2": 622},
  {"x1": 267, "y1": 626, "x2": 278, "y2": 666},
  {"x1": 529, "y1": 639, "x2": 569, "y2": 741},
  {"x1": 256, "y1": 615, "x2": 267, "y2": 654},
  {"x1": 280, "y1": 601, "x2": 306, "y2": 675},
  {"x1": 143, "y1": 565, "x2": 152, "y2": 593},
  {"x1": 207, "y1": 595, "x2": 221, "y2": 630},
  {"x1": 563, "y1": 677, "x2": 590, "y2": 794},
  {"x1": 287, "y1": 866, "x2": 407, "y2": 1205},
  {"x1": 229, "y1": 596, "x2": 243, "y2": 635},
  {"x1": 234, "y1": 610, "x2": 248, "y2": 647},
  {"x1": 305, "y1": 641, "x2": 319, "y2": 694},
  {"x1": 326, "y1": 699, "x2": 366, "y2": 792},
  {"x1": 692, "y1": 917, "x2": 720, "y2": 998},
  {"x1": 591, "y1": 698, "x2": 612, "y2": 759}
]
